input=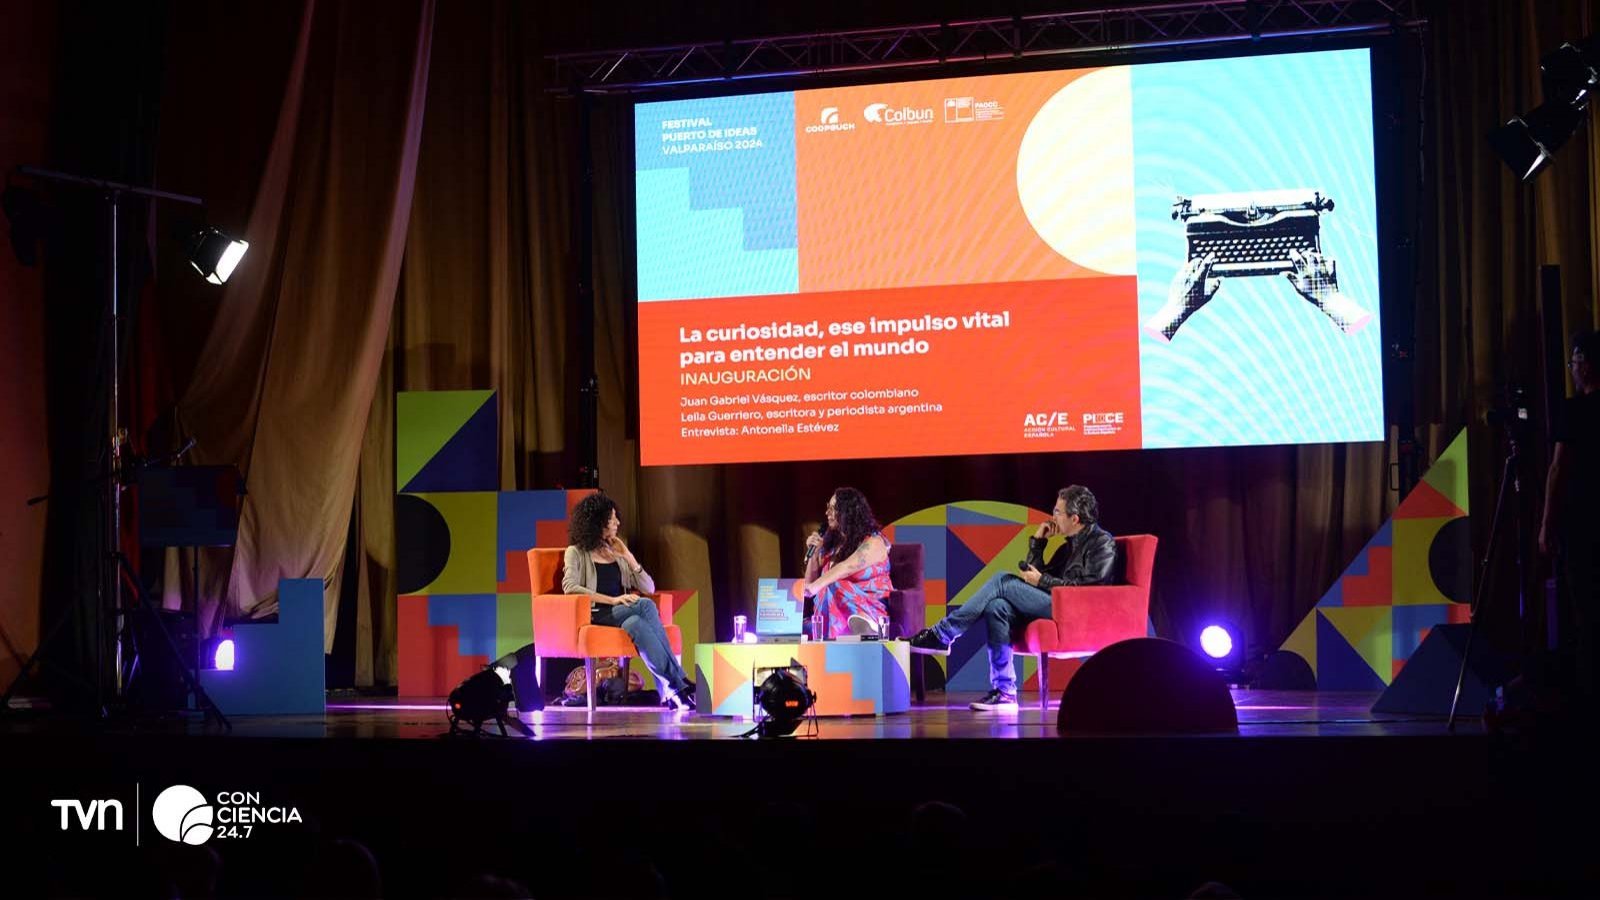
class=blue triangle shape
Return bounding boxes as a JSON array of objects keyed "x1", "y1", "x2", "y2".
[
  {"x1": 945, "y1": 531, "x2": 987, "y2": 598},
  {"x1": 1314, "y1": 612, "x2": 1386, "y2": 691},
  {"x1": 402, "y1": 394, "x2": 497, "y2": 493}
]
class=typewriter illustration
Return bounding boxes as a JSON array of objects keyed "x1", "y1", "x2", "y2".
[{"x1": 1144, "y1": 189, "x2": 1372, "y2": 342}]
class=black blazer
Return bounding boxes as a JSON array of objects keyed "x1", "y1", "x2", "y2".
[{"x1": 1024, "y1": 524, "x2": 1116, "y2": 591}]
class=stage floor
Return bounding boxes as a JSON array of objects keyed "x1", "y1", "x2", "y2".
[{"x1": 4, "y1": 689, "x2": 1476, "y2": 740}]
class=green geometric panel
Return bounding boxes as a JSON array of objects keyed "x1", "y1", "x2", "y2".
[
  {"x1": 494, "y1": 594, "x2": 533, "y2": 661},
  {"x1": 1392, "y1": 517, "x2": 1454, "y2": 606},
  {"x1": 1420, "y1": 429, "x2": 1469, "y2": 514},
  {"x1": 396, "y1": 390, "x2": 495, "y2": 493},
  {"x1": 413, "y1": 492, "x2": 497, "y2": 595}
]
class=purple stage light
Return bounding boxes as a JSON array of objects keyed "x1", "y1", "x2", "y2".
[
  {"x1": 215, "y1": 638, "x2": 235, "y2": 671},
  {"x1": 1199, "y1": 625, "x2": 1234, "y2": 660}
]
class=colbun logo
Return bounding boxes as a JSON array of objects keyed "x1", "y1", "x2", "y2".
[{"x1": 863, "y1": 102, "x2": 933, "y2": 126}]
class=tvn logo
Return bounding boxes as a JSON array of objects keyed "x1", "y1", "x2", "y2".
[
  {"x1": 804, "y1": 106, "x2": 856, "y2": 133},
  {"x1": 50, "y1": 798, "x2": 124, "y2": 832},
  {"x1": 863, "y1": 102, "x2": 933, "y2": 126},
  {"x1": 1022, "y1": 411, "x2": 1075, "y2": 439}
]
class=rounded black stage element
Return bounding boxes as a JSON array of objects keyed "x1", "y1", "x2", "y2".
[{"x1": 1059, "y1": 638, "x2": 1238, "y2": 734}]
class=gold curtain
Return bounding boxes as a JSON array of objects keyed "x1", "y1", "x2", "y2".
[
  {"x1": 349, "y1": 0, "x2": 576, "y2": 685},
  {"x1": 159, "y1": 0, "x2": 436, "y2": 649}
]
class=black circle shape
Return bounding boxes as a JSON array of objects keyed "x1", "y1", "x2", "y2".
[
  {"x1": 1427, "y1": 516, "x2": 1473, "y2": 604},
  {"x1": 396, "y1": 494, "x2": 451, "y2": 595}
]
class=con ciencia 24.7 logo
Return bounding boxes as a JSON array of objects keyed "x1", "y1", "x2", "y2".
[{"x1": 51, "y1": 784, "x2": 303, "y2": 845}]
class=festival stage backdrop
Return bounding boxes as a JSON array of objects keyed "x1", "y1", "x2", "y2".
[{"x1": 634, "y1": 48, "x2": 1382, "y2": 465}]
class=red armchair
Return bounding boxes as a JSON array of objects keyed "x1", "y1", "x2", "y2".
[
  {"x1": 526, "y1": 548, "x2": 684, "y2": 716},
  {"x1": 1011, "y1": 534, "x2": 1158, "y2": 713}
]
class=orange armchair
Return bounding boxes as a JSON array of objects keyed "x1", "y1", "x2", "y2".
[
  {"x1": 1011, "y1": 534, "x2": 1158, "y2": 713},
  {"x1": 526, "y1": 548, "x2": 683, "y2": 715}
]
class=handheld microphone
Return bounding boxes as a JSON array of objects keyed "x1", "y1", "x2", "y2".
[{"x1": 803, "y1": 529, "x2": 825, "y2": 563}]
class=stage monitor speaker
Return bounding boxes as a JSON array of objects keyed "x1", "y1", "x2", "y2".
[
  {"x1": 1372, "y1": 623, "x2": 1517, "y2": 716},
  {"x1": 1058, "y1": 638, "x2": 1238, "y2": 734}
]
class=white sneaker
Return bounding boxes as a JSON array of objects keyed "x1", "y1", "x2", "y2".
[{"x1": 846, "y1": 613, "x2": 879, "y2": 636}]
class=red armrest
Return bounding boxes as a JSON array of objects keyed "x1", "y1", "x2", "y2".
[{"x1": 1049, "y1": 584, "x2": 1148, "y2": 652}]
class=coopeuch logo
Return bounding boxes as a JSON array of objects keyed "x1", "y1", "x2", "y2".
[{"x1": 152, "y1": 784, "x2": 215, "y2": 845}]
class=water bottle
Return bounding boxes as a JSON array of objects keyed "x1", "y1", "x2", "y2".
[{"x1": 811, "y1": 612, "x2": 827, "y2": 642}]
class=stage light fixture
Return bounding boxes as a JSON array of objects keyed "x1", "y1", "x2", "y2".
[
  {"x1": 187, "y1": 225, "x2": 249, "y2": 284},
  {"x1": 748, "y1": 667, "x2": 816, "y2": 739},
  {"x1": 1490, "y1": 35, "x2": 1598, "y2": 182},
  {"x1": 1199, "y1": 625, "x2": 1235, "y2": 660},
  {"x1": 214, "y1": 638, "x2": 235, "y2": 671}
]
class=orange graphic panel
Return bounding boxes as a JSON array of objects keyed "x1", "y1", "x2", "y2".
[
  {"x1": 794, "y1": 69, "x2": 1110, "y2": 292},
  {"x1": 638, "y1": 275, "x2": 1141, "y2": 465}
]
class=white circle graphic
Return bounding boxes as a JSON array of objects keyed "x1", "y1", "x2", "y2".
[
  {"x1": 152, "y1": 784, "x2": 214, "y2": 845},
  {"x1": 1017, "y1": 67, "x2": 1138, "y2": 275}
]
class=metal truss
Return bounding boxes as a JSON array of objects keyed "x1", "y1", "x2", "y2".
[{"x1": 548, "y1": 0, "x2": 1425, "y2": 93}]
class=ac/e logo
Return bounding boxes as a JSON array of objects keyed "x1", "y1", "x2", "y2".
[
  {"x1": 50, "y1": 799, "x2": 124, "y2": 831},
  {"x1": 1024, "y1": 412, "x2": 1070, "y2": 427}
]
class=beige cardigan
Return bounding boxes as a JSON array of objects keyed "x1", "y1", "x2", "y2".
[{"x1": 562, "y1": 544, "x2": 657, "y2": 601}]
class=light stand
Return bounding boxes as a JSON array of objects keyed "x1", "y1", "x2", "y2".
[
  {"x1": 1448, "y1": 416, "x2": 1530, "y2": 731},
  {"x1": 1, "y1": 165, "x2": 240, "y2": 723}
]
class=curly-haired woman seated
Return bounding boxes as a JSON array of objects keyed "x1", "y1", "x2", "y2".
[
  {"x1": 495, "y1": 493, "x2": 695, "y2": 710},
  {"x1": 801, "y1": 486, "x2": 893, "y2": 638}
]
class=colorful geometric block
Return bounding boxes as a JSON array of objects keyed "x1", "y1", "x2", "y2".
[
  {"x1": 198, "y1": 578, "x2": 325, "y2": 714},
  {"x1": 397, "y1": 390, "x2": 497, "y2": 493},
  {"x1": 401, "y1": 493, "x2": 497, "y2": 595},
  {"x1": 1279, "y1": 430, "x2": 1471, "y2": 687},
  {"x1": 692, "y1": 640, "x2": 911, "y2": 717},
  {"x1": 395, "y1": 390, "x2": 603, "y2": 696}
]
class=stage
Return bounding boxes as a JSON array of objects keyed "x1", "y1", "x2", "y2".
[{"x1": 5, "y1": 689, "x2": 1595, "y2": 898}]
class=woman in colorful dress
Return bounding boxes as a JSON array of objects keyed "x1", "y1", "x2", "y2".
[{"x1": 801, "y1": 487, "x2": 893, "y2": 638}]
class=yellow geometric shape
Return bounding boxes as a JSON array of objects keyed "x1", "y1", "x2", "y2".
[
  {"x1": 1392, "y1": 517, "x2": 1454, "y2": 606},
  {"x1": 1421, "y1": 430, "x2": 1469, "y2": 514},
  {"x1": 1280, "y1": 611, "x2": 1318, "y2": 677},
  {"x1": 411, "y1": 492, "x2": 497, "y2": 595},
  {"x1": 953, "y1": 501, "x2": 1031, "y2": 523},
  {"x1": 895, "y1": 506, "x2": 948, "y2": 526},
  {"x1": 1320, "y1": 607, "x2": 1394, "y2": 685}
]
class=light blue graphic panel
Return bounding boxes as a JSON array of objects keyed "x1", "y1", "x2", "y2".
[
  {"x1": 635, "y1": 94, "x2": 799, "y2": 301},
  {"x1": 1131, "y1": 49, "x2": 1383, "y2": 449}
]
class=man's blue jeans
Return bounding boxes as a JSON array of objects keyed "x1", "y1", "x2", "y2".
[{"x1": 930, "y1": 572, "x2": 1052, "y2": 694}]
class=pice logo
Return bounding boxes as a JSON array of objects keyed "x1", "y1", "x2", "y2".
[{"x1": 1083, "y1": 412, "x2": 1125, "y2": 425}]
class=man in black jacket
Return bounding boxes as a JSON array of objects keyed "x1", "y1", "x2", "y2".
[{"x1": 910, "y1": 485, "x2": 1116, "y2": 710}]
